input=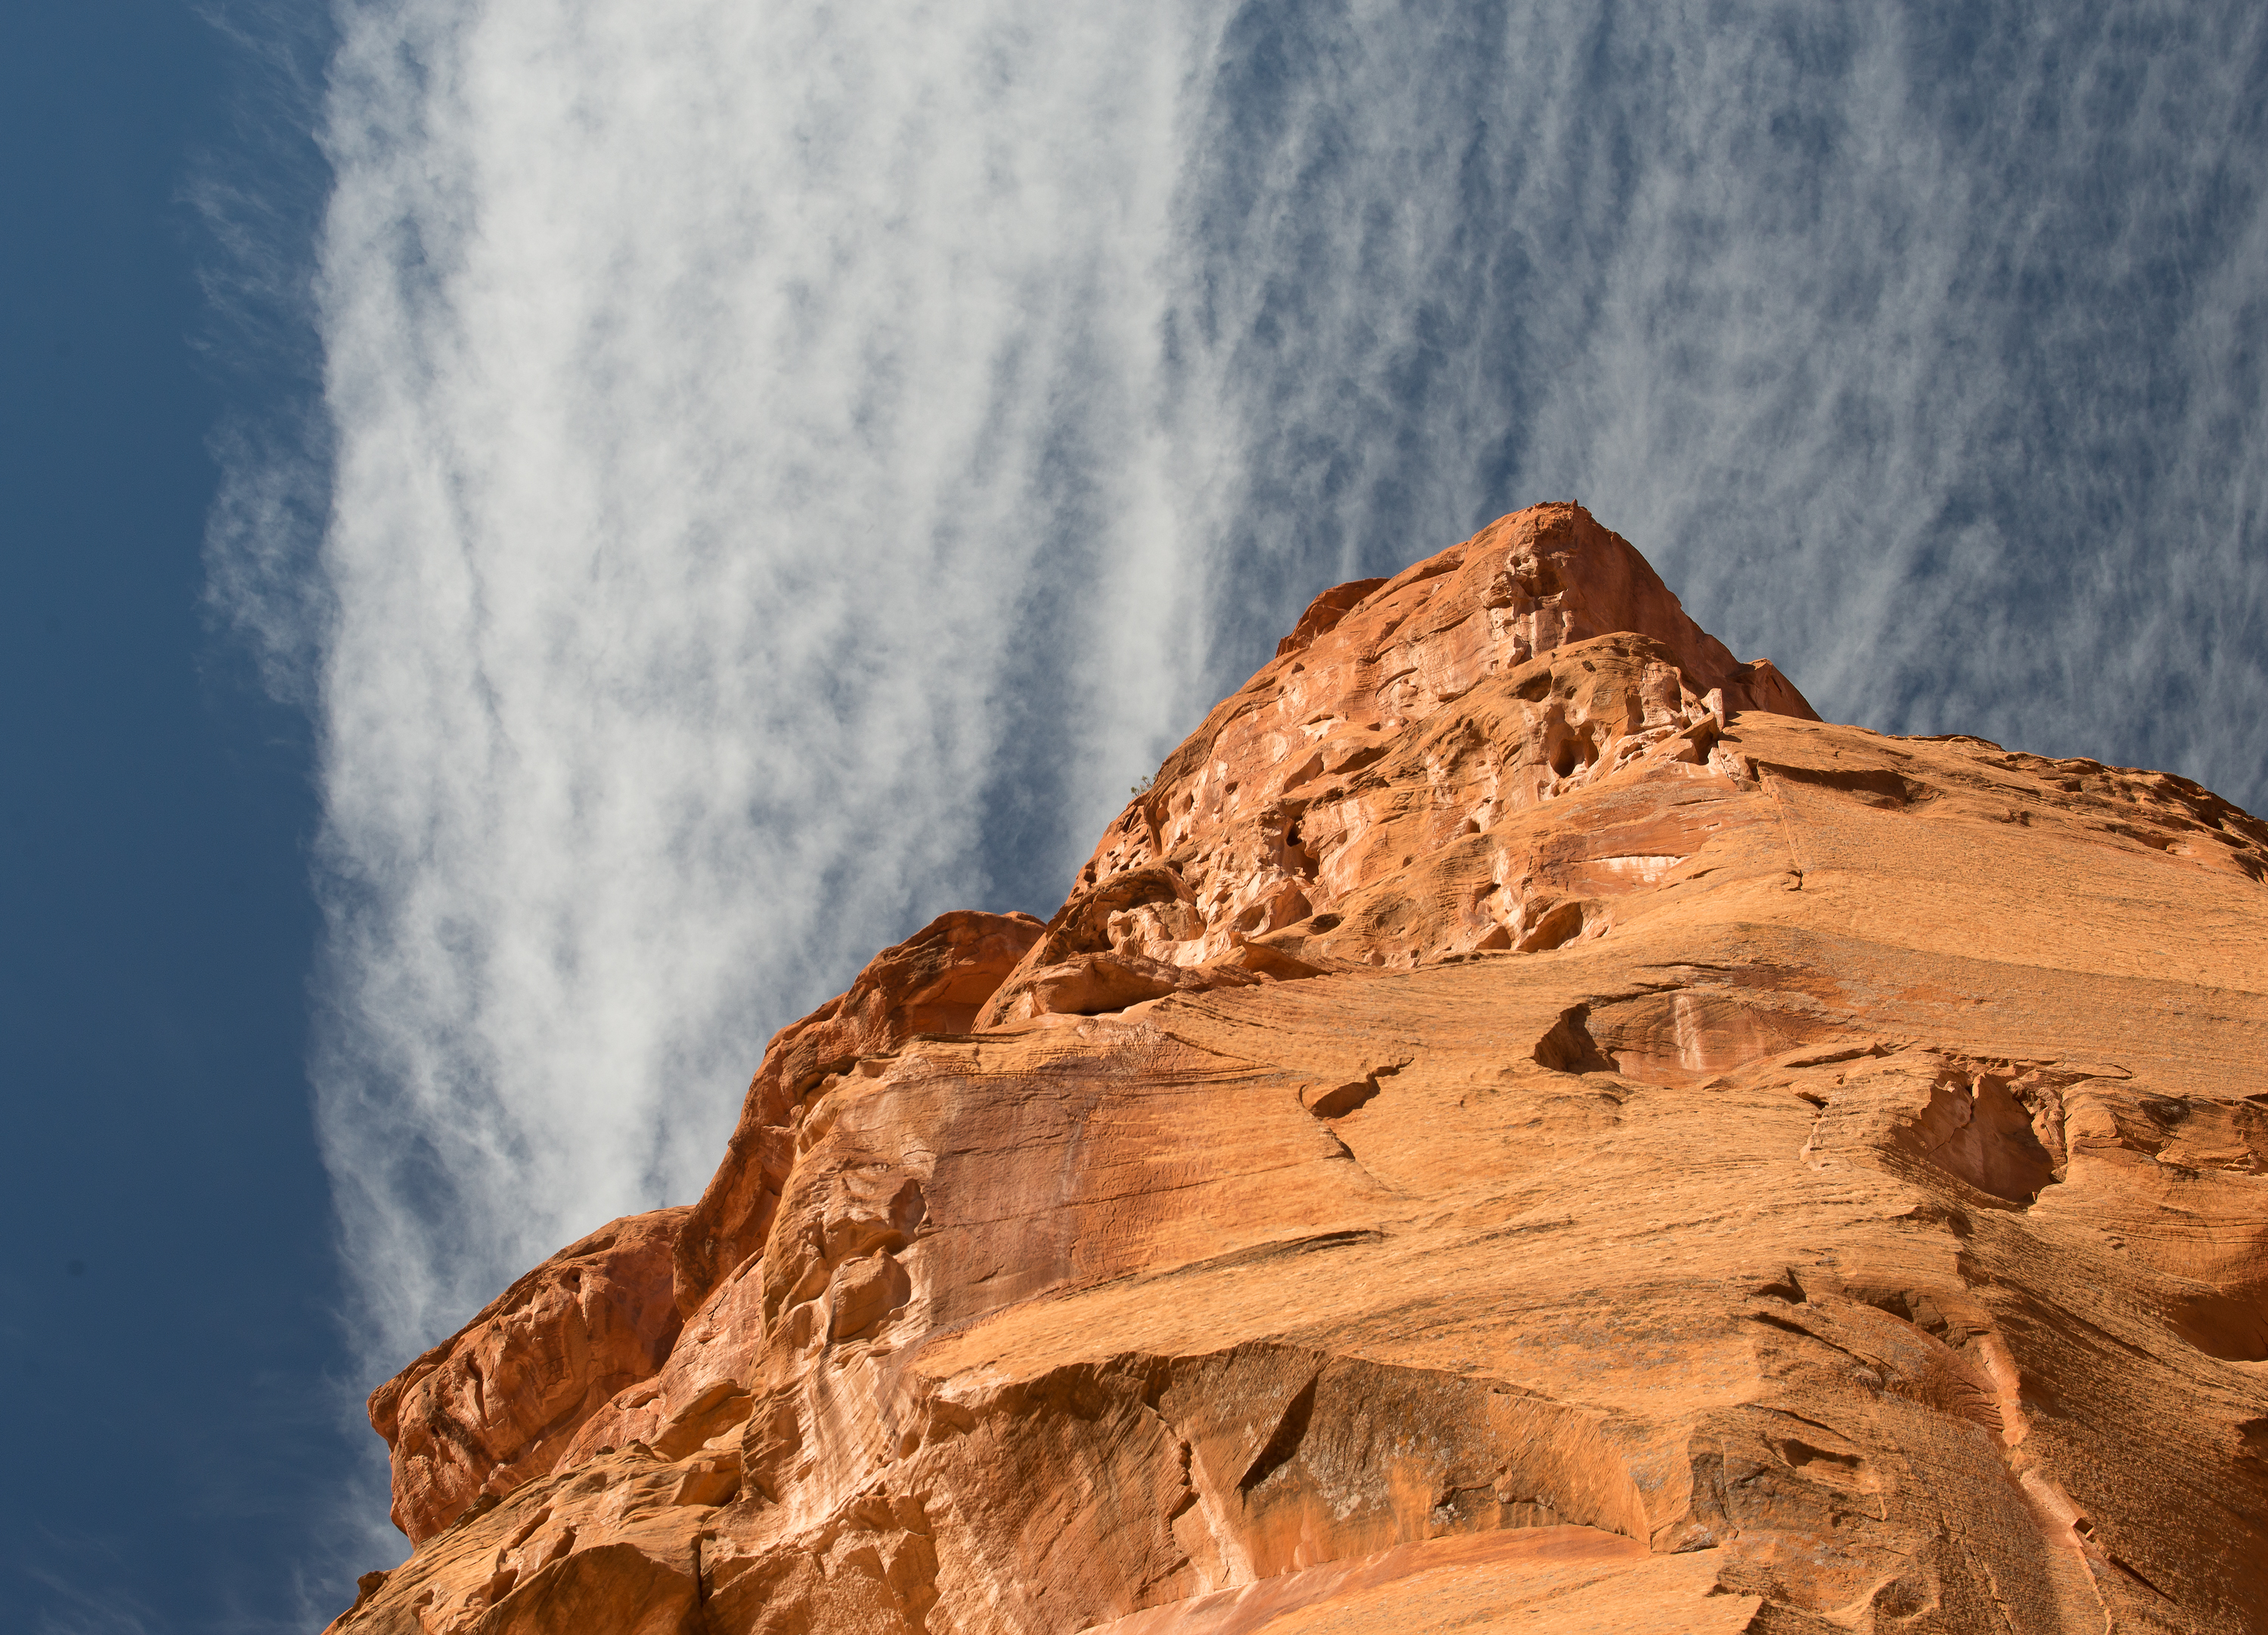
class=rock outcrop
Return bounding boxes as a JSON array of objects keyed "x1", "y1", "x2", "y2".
[
  {"x1": 329, "y1": 503, "x2": 2268, "y2": 1635},
  {"x1": 370, "y1": 1208, "x2": 689, "y2": 1544}
]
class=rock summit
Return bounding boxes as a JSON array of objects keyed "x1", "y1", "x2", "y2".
[{"x1": 330, "y1": 503, "x2": 2268, "y2": 1635}]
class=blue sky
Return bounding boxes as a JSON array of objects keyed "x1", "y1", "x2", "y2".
[
  {"x1": 5, "y1": 2, "x2": 2263, "y2": 1629},
  {"x1": 3, "y1": 5, "x2": 352, "y2": 1630}
]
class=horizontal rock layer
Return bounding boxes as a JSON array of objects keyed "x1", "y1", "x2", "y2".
[{"x1": 333, "y1": 503, "x2": 2268, "y2": 1635}]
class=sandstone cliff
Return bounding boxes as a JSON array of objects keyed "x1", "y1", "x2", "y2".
[{"x1": 329, "y1": 503, "x2": 2268, "y2": 1635}]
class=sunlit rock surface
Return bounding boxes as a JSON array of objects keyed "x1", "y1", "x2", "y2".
[
  {"x1": 330, "y1": 503, "x2": 2268, "y2": 1635},
  {"x1": 370, "y1": 1207, "x2": 690, "y2": 1546}
]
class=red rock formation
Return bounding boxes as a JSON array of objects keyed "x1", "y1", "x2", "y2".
[
  {"x1": 330, "y1": 503, "x2": 2268, "y2": 1635},
  {"x1": 370, "y1": 1208, "x2": 688, "y2": 1544},
  {"x1": 671, "y1": 909, "x2": 1046, "y2": 1321}
]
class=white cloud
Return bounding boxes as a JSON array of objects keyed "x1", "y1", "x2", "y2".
[
  {"x1": 288, "y1": 0, "x2": 1238, "y2": 1362},
  {"x1": 210, "y1": 0, "x2": 2265, "y2": 1370}
]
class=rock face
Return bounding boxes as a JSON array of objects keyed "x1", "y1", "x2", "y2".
[
  {"x1": 371, "y1": 1208, "x2": 689, "y2": 1544},
  {"x1": 330, "y1": 503, "x2": 2268, "y2": 1635}
]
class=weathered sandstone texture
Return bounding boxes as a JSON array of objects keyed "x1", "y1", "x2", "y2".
[{"x1": 331, "y1": 503, "x2": 2268, "y2": 1635}]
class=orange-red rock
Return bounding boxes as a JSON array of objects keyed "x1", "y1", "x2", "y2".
[
  {"x1": 372, "y1": 910, "x2": 1048, "y2": 1551},
  {"x1": 370, "y1": 1207, "x2": 688, "y2": 1544},
  {"x1": 331, "y1": 503, "x2": 2268, "y2": 1635},
  {"x1": 671, "y1": 909, "x2": 1046, "y2": 1320}
]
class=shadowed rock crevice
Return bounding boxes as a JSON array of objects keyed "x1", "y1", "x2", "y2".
[
  {"x1": 1237, "y1": 1373, "x2": 1318, "y2": 1494},
  {"x1": 1533, "y1": 1005, "x2": 1614, "y2": 1073}
]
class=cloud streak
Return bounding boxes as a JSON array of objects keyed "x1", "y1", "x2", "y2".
[
  {"x1": 276, "y1": 0, "x2": 1233, "y2": 1361},
  {"x1": 212, "y1": 0, "x2": 2266, "y2": 1373}
]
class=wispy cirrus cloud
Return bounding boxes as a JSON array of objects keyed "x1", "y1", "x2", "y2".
[{"x1": 256, "y1": 0, "x2": 1233, "y2": 1366}]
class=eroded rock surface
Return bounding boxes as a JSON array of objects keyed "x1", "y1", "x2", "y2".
[
  {"x1": 372, "y1": 1208, "x2": 689, "y2": 1544},
  {"x1": 332, "y1": 503, "x2": 2268, "y2": 1635}
]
